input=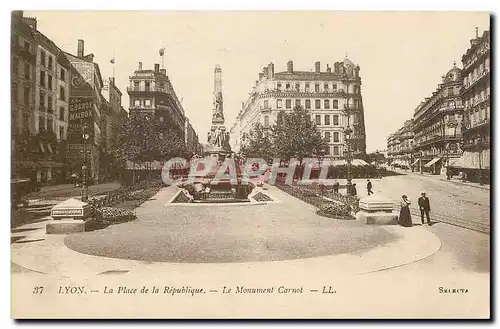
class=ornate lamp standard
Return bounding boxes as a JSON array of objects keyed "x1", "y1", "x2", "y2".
[
  {"x1": 343, "y1": 75, "x2": 353, "y2": 193},
  {"x1": 81, "y1": 123, "x2": 91, "y2": 202}
]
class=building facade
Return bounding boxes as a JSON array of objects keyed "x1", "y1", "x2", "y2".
[
  {"x1": 456, "y1": 30, "x2": 491, "y2": 184},
  {"x1": 230, "y1": 59, "x2": 367, "y2": 159},
  {"x1": 387, "y1": 119, "x2": 414, "y2": 170},
  {"x1": 184, "y1": 118, "x2": 202, "y2": 156},
  {"x1": 127, "y1": 62, "x2": 185, "y2": 134},
  {"x1": 65, "y1": 39, "x2": 105, "y2": 183},
  {"x1": 412, "y1": 64, "x2": 464, "y2": 175},
  {"x1": 11, "y1": 11, "x2": 36, "y2": 179}
]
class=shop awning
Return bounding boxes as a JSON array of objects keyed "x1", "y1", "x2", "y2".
[
  {"x1": 448, "y1": 157, "x2": 464, "y2": 168},
  {"x1": 352, "y1": 159, "x2": 370, "y2": 166},
  {"x1": 14, "y1": 160, "x2": 42, "y2": 169},
  {"x1": 424, "y1": 157, "x2": 441, "y2": 168},
  {"x1": 411, "y1": 158, "x2": 420, "y2": 166}
]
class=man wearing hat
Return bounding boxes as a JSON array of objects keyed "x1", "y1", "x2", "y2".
[{"x1": 418, "y1": 192, "x2": 431, "y2": 225}]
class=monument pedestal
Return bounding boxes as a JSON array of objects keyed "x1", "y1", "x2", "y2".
[
  {"x1": 356, "y1": 195, "x2": 398, "y2": 225},
  {"x1": 46, "y1": 198, "x2": 92, "y2": 234}
]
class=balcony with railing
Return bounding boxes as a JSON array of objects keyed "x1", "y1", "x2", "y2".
[
  {"x1": 462, "y1": 68, "x2": 490, "y2": 93},
  {"x1": 127, "y1": 86, "x2": 167, "y2": 93}
]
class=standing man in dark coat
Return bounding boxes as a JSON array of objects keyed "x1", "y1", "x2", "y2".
[
  {"x1": 418, "y1": 192, "x2": 431, "y2": 225},
  {"x1": 367, "y1": 179, "x2": 373, "y2": 195},
  {"x1": 333, "y1": 180, "x2": 339, "y2": 194}
]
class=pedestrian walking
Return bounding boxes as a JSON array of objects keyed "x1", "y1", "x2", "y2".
[
  {"x1": 351, "y1": 183, "x2": 357, "y2": 197},
  {"x1": 367, "y1": 179, "x2": 373, "y2": 195},
  {"x1": 398, "y1": 195, "x2": 413, "y2": 227},
  {"x1": 333, "y1": 181, "x2": 339, "y2": 194},
  {"x1": 418, "y1": 192, "x2": 431, "y2": 225}
]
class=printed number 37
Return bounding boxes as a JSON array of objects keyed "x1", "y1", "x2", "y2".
[{"x1": 33, "y1": 286, "x2": 44, "y2": 294}]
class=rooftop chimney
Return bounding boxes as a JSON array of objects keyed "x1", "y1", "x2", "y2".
[
  {"x1": 263, "y1": 67, "x2": 269, "y2": 77},
  {"x1": 138, "y1": 62, "x2": 143, "y2": 70},
  {"x1": 110, "y1": 77, "x2": 115, "y2": 85},
  {"x1": 154, "y1": 64, "x2": 160, "y2": 72},
  {"x1": 326, "y1": 64, "x2": 331, "y2": 73},
  {"x1": 160, "y1": 68, "x2": 166, "y2": 75},
  {"x1": 315, "y1": 61, "x2": 320, "y2": 73},
  {"x1": 259, "y1": 73, "x2": 264, "y2": 80},
  {"x1": 268, "y1": 62, "x2": 274, "y2": 78},
  {"x1": 287, "y1": 60, "x2": 293, "y2": 73},
  {"x1": 77, "y1": 39, "x2": 84, "y2": 58},
  {"x1": 241, "y1": 102, "x2": 245, "y2": 109}
]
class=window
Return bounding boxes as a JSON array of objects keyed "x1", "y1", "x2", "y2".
[
  {"x1": 277, "y1": 99, "x2": 282, "y2": 108},
  {"x1": 264, "y1": 115, "x2": 269, "y2": 127},
  {"x1": 324, "y1": 115, "x2": 330, "y2": 125},
  {"x1": 277, "y1": 83, "x2": 282, "y2": 90},
  {"x1": 59, "y1": 107, "x2": 65, "y2": 121},
  {"x1": 60, "y1": 86, "x2": 65, "y2": 101},
  {"x1": 315, "y1": 115, "x2": 321, "y2": 125},
  {"x1": 332, "y1": 84, "x2": 337, "y2": 91},
  {"x1": 47, "y1": 96, "x2": 53, "y2": 112},
  {"x1": 24, "y1": 86, "x2": 30, "y2": 105},
  {"x1": 145, "y1": 81, "x2": 150, "y2": 92},
  {"x1": 38, "y1": 116, "x2": 44, "y2": 131},
  {"x1": 47, "y1": 118, "x2": 53, "y2": 132},
  {"x1": 305, "y1": 99, "x2": 311, "y2": 109},
  {"x1": 333, "y1": 115, "x2": 339, "y2": 125},
  {"x1": 24, "y1": 63, "x2": 30, "y2": 80},
  {"x1": 315, "y1": 99, "x2": 321, "y2": 109},
  {"x1": 39, "y1": 93, "x2": 45, "y2": 109},
  {"x1": 447, "y1": 87, "x2": 454, "y2": 96},
  {"x1": 324, "y1": 99, "x2": 330, "y2": 109},
  {"x1": 40, "y1": 50, "x2": 46, "y2": 66},
  {"x1": 295, "y1": 99, "x2": 301, "y2": 108},
  {"x1": 22, "y1": 113, "x2": 30, "y2": 131},
  {"x1": 12, "y1": 57, "x2": 19, "y2": 75},
  {"x1": 324, "y1": 132, "x2": 331, "y2": 142},
  {"x1": 59, "y1": 126, "x2": 65, "y2": 140},
  {"x1": 134, "y1": 99, "x2": 140, "y2": 107},
  {"x1": 295, "y1": 83, "x2": 300, "y2": 91},
  {"x1": 60, "y1": 69, "x2": 65, "y2": 81},
  {"x1": 48, "y1": 74, "x2": 53, "y2": 91},
  {"x1": 134, "y1": 81, "x2": 140, "y2": 91},
  {"x1": 315, "y1": 84, "x2": 320, "y2": 92},
  {"x1": 145, "y1": 99, "x2": 151, "y2": 107},
  {"x1": 285, "y1": 99, "x2": 291, "y2": 109},
  {"x1": 24, "y1": 41, "x2": 30, "y2": 52},
  {"x1": 333, "y1": 132, "x2": 340, "y2": 142},
  {"x1": 286, "y1": 83, "x2": 290, "y2": 90},
  {"x1": 305, "y1": 83, "x2": 310, "y2": 92},
  {"x1": 264, "y1": 100, "x2": 269, "y2": 109},
  {"x1": 333, "y1": 99, "x2": 339, "y2": 109},
  {"x1": 324, "y1": 146, "x2": 330, "y2": 155},
  {"x1": 333, "y1": 145, "x2": 340, "y2": 155},
  {"x1": 48, "y1": 57, "x2": 53, "y2": 70},
  {"x1": 40, "y1": 71, "x2": 46, "y2": 87}
]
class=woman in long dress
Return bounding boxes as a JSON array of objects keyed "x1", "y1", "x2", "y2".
[{"x1": 399, "y1": 195, "x2": 413, "y2": 227}]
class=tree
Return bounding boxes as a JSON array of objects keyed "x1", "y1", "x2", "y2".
[
  {"x1": 270, "y1": 106, "x2": 328, "y2": 165},
  {"x1": 239, "y1": 122, "x2": 274, "y2": 163},
  {"x1": 112, "y1": 114, "x2": 187, "y2": 182}
]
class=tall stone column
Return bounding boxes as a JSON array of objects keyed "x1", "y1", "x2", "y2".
[{"x1": 207, "y1": 64, "x2": 231, "y2": 158}]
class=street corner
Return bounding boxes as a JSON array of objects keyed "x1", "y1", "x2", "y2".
[{"x1": 359, "y1": 225, "x2": 442, "y2": 274}]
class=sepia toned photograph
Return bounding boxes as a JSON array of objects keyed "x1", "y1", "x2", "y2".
[{"x1": 10, "y1": 10, "x2": 491, "y2": 319}]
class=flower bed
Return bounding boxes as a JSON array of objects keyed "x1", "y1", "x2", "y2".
[
  {"x1": 252, "y1": 192, "x2": 273, "y2": 202},
  {"x1": 92, "y1": 207, "x2": 136, "y2": 228},
  {"x1": 316, "y1": 203, "x2": 353, "y2": 220}
]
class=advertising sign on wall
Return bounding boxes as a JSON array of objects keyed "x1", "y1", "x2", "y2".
[{"x1": 70, "y1": 61, "x2": 94, "y2": 97}]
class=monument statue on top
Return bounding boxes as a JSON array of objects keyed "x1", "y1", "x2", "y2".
[{"x1": 207, "y1": 64, "x2": 231, "y2": 159}]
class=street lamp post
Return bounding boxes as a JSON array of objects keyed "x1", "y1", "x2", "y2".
[
  {"x1": 81, "y1": 123, "x2": 90, "y2": 202},
  {"x1": 446, "y1": 120, "x2": 459, "y2": 180},
  {"x1": 343, "y1": 76, "x2": 353, "y2": 194}
]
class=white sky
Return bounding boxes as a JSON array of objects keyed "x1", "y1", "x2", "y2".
[{"x1": 26, "y1": 11, "x2": 489, "y2": 152}]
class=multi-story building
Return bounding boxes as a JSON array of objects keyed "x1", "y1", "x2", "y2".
[
  {"x1": 184, "y1": 118, "x2": 202, "y2": 156},
  {"x1": 127, "y1": 62, "x2": 185, "y2": 135},
  {"x1": 386, "y1": 119, "x2": 414, "y2": 170},
  {"x1": 11, "y1": 11, "x2": 36, "y2": 179},
  {"x1": 101, "y1": 77, "x2": 127, "y2": 178},
  {"x1": 11, "y1": 12, "x2": 70, "y2": 184},
  {"x1": 412, "y1": 63, "x2": 464, "y2": 175},
  {"x1": 455, "y1": 29, "x2": 490, "y2": 184},
  {"x1": 230, "y1": 59, "x2": 367, "y2": 159},
  {"x1": 65, "y1": 39, "x2": 105, "y2": 182}
]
